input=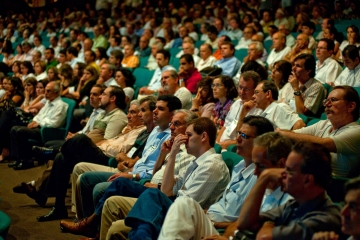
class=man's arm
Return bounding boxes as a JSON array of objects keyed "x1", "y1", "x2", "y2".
[
  {"x1": 37, "y1": 102, "x2": 68, "y2": 128},
  {"x1": 291, "y1": 119, "x2": 306, "y2": 130}
]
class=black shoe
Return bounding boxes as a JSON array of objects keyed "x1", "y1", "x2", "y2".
[
  {"x1": 13, "y1": 161, "x2": 34, "y2": 170},
  {"x1": 8, "y1": 161, "x2": 19, "y2": 168},
  {"x1": 34, "y1": 193, "x2": 48, "y2": 207},
  {"x1": 37, "y1": 207, "x2": 68, "y2": 222},
  {"x1": 13, "y1": 182, "x2": 32, "y2": 194},
  {"x1": 32, "y1": 146, "x2": 57, "y2": 160}
]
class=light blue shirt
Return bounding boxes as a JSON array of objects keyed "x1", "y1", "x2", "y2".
[
  {"x1": 206, "y1": 161, "x2": 257, "y2": 222},
  {"x1": 261, "y1": 187, "x2": 292, "y2": 212},
  {"x1": 130, "y1": 126, "x2": 171, "y2": 179},
  {"x1": 78, "y1": 108, "x2": 105, "y2": 134},
  {"x1": 106, "y1": 46, "x2": 122, "y2": 57},
  {"x1": 214, "y1": 56, "x2": 241, "y2": 78}
]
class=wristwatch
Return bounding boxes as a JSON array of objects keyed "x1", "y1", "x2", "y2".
[
  {"x1": 293, "y1": 90, "x2": 301, "y2": 96},
  {"x1": 132, "y1": 174, "x2": 137, "y2": 181},
  {"x1": 157, "y1": 183, "x2": 162, "y2": 190}
]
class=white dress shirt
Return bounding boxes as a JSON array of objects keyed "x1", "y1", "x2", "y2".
[{"x1": 33, "y1": 96, "x2": 68, "y2": 128}]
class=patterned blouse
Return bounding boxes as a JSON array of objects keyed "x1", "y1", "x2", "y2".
[{"x1": 212, "y1": 99, "x2": 233, "y2": 130}]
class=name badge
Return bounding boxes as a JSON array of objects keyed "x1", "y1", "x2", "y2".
[
  {"x1": 68, "y1": 86, "x2": 75, "y2": 94},
  {"x1": 127, "y1": 147, "x2": 137, "y2": 158},
  {"x1": 289, "y1": 99, "x2": 296, "y2": 112}
]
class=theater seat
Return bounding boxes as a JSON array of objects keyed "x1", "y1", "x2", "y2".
[
  {"x1": 221, "y1": 151, "x2": 243, "y2": 177},
  {"x1": 0, "y1": 210, "x2": 11, "y2": 239}
]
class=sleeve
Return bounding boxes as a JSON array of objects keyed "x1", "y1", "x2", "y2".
[
  {"x1": 293, "y1": 120, "x2": 326, "y2": 135},
  {"x1": 200, "y1": 103, "x2": 215, "y2": 118},
  {"x1": 175, "y1": 88, "x2": 192, "y2": 109},
  {"x1": 303, "y1": 83, "x2": 326, "y2": 115},
  {"x1": 325, "y1": 62, "x2": 343, "y2": 84},
  {"x1": 104, "y1": 113, "x2": 128, "y2": 139},
  {"x1": 223, "y1": 101, "x2": 238, "y2": 128},
  {"x1": 276, "y1": 104, "x2": 302, "y2": 130},
  {"x1": 330, "y1": 126, "x2": 360, "y2": 154}
]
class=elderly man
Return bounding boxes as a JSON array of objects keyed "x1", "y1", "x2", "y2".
[
  {"x1": 278, "y1": 23, "x2": 295, "y2": 47},
  {"x1": 217, "y1": 71, "x2": 262, "y2": 150},
  {"x1": 284, "y1": 33, "x2": 312, "y2": 63},
  {"x1": 176, "y1": 42, "x2": 201, "y2": 67},
  {"x1": 145, "y1": 42, "x2": 163, "y2": 70},
  {"x1": 266, "y1": 32, "x2": 291, "y2": 70},
  {"x1": 230, "y1": 142, "x2": 341, "y2": 239},
  {"x1": 313, "y1": 177, "x2": 360, "y2": 240},
  {"x1": 198, "y1": 43, "x2": 217, "y2": 71},
  {"x1": 160, "y1": 131, "x2": 292, "y2": 239},
  {"x1": 97, "y1": 63, "x2": 117, "y2": 87},
  {"x1": 315, "y1": 38, "x2": 343, "y2": 84},
  {"x1": 9, "y1": 81, "x2": 68, "y2": 170},
  {"x1": 243, "y1": 41, "x2": 266, "y2": 67},
  {"x1": 278, "y1": 86, "x2": 360, "y2": 178},
  {"x1": 334, "y1": 45, "x2": 360, "y2": 87},
  {"x1": 160, "y1": 69, "x2": 192, "y2": 109},
  {"x1": 241, "y1": 80, "x2": 306, "y2": 130},
  {"x1": 36, "y1": 86, "x2": 128, "y2": 221},
  {"x1": 235, "y1": 26, "x2": 256, "y2": 50},
  {"x1": 280, "y1": 54, "x2": 326, "y2": 117},
  {"x1": 214, "y1": 41, "x2": 241, "y2": 77},
  {"x1": 121, "y1": 44, "x2": 139, "y2": 68},
  {"x1": 134, "y1": 36, "x2": 151, "y2": 57}
]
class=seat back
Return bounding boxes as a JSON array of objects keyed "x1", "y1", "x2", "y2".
[
  {"x1": 139, "y1": 56, "x2": 149, "y2": 68},
  {"x1": 132, "y1": 68, "x2": 155, "y2": 99},
  {"x1": 61, "y1": 97, "x2": 77, "y2": 135},
  {"x1": 234, "y1": 49, "x2": 248, "y2": 61},
  {"x1": 221, "y1": 151, "x2": 243, "y2": 177}
]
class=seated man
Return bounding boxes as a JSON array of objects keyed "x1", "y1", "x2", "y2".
[
  {"x1": 178, "y1": 54, "x2": 202, "y2": 94},
  {"x1": 280, "y1": 54, "x2": 326, "y2": 117},
  {"x1": 121, "y1": 44, "x2": 139, "y2": 68},
  {"x1": 334, "y1": 45, "x2": 360, "y2": 87},
  {"x1": 216, "y1": 71, "x2": 262, "y2": 150},
  {"x1": 315, "y1": 38, "x2": 342, "y2": 84},
  {"x1": 134, "y1": 36, "x2": 151, "y2": 57},
  {"x1": 197, "y1": 43, "x2": 217, "y2": 71},
  {"x1": 9, "y1": 81, "x2": 68, "y2": 169},
  {"x1": 106, "y1": 35, "x2": 121, "y2": 57},
  {"x1": 302, "y1": 21, "x2": 317, "y2": 50},
  {"x1": 235, "y1": 26, "x2": 255, "y2": 50},
  {"x1": 205, "y1": 25, "x2": 219, "y2": 51},
  {"x1": 227, "y1": 17, "x2": 243, "y2": 41},
  {"x1": 313, "y1": 177, "x2": 360, "y2": 240},
  {"x1": 278, "y1": 86, "x2": 360, "y2": 178},
  {"x1": 266, "y1": 32, "x2": 291, "y2": 71},
  {"x1": 278, "y1": 23, "x2": 295, "y2": 47},
  {"x1": 175, "y1": 41, "x2": 200, "y2": 67},
  {"x1": 36, "y1": 86, "x2": 128, "y2": 221},
  {"x1": 226, "y1": 142, "x2": 341, "y2": 239},
  {"x1": 213, "y1": 35, "x2": 231, "y2": 60},
  {"x1": 214, "y1": 41, "x2": 241, "y2": 78},
  {"x1": 159, "y1": 131, "x2": 292, "y2": 239},
  {"x1": 97, "y1": 63, "x2": 118, "y2": 87},
  {"x1": 240, "y1": 80, "x2": 306, "y2": 130},
  {"x1": 284, "y1": 33, "x2": 312, "y2": 63},
  {"x1": 108, "y1": 49, "x2": 124, "y2": 69}
]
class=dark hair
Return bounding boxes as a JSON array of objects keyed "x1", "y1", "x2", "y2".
[
  {"x1": 197, "y1": 77, "x2": 216, "y2": 105},
  {"x1": 156, "y1": 49, "x2": 171, "y2": 61},
  {"x1": 157, "y1": 94, "x2": 182, "y2": 112},
  {"x1": 342, "y1": 45, "x2": 360, "y2": 61},
  {"x1": 59, "y1": 49, "x2": 67, "y2": 56},
  {"x1": 21, "y1": 61, "x2": 34, "y2": 74},
  {"x1": 293, "y1": 54, "x2": 316, "y2": 78},
  {"x1": 220, "y1": 35, "x2": 232, "y2": 42},
  {"x1": 180, "y1": 53, "x2": 194, "y2": 65},
  {"x1": 332, "y1": 86, "x2": 360, "y2": 120},
  {"x1": 87, "y1": 50, "x2": 97, "y2": 60},
  {"x1": 241, "y1": 70, "x2": 261, "y2": 87},
  {"x1": 115, "y1": 67, "x2": 135, "y2": 87},
  {"x1": 156, "y1": 37, "x2": 166, "y2": 45},
  {"x1": 221, "y1": 41, "x2": 235, "y2": 51},
  {"x1": 97, "y1": 47, "x2": 108, "y2": 59},
  {"x1": 67, "y1": 46, "x2": 78, "y2": 57},
  {"x1": 242, "y1": 115, "x2": 274, "y2": 136},
  {"x1": 293, "y1": 142, "x2": 332, "y2": 189},
  {"x1": 302, "y1": 21, "x2": 315, "y2": 31},
  {"x1": 319, "y1": 38, "x2": 335, "y2": 52},
  {"x1": 34, "y1": 35, "x2": 42, "y2": 42},
  {"x1": 241, "y1": 61, "x2": 268, "y2": 80},
  {"x1": 325, "y1": 26, "x2": 338, "y2": 39},
  {"x1": 112, "y1": 35, "x2": 121, "y2": 45},
  {"x1": 110, "y1": 49, "x2": 124, "y2": 62},
  {"x1": 187, "y1": 117, "x2": 217, "y2": 147},
  {"x1": 214, "y1": 75, "x2": 238, "y2": 99},
  {"x1": 45, "y1": 47, "x2": 55, "y2": 55},
  {"x1": 93, "y1": 83, "x2": 106, "y2": 93},
  {"x1": 109, "y1": 85, "x2": 127, "y2": 110},
  {"x1": 347, "y1": 25, "x2": 360, "y2": 43},
  {"x1": 206, "y1": 25, "x2": 218, "y2": 35},
  {"x1": 273, "y1": 60, "x2": 292, "y2": 89},
  {"x1": 345, "y1": 177, "x2": 360, "y2": 194},
  {"x1": 38, "y1": 79, "x2": 49, "y2": 89},
  {"x1": 140, "y1": 95, "x2": 157, "y2": 111},
  {"x1": 259, "y1": 80, "x2": 279, "y2": 101},
  {"x1": 9, "y1": 76, "x2": 25, "y2": 94}
]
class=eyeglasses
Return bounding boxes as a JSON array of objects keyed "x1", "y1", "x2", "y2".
[
  {"x1": 169, "y1": 121, "x2": 186, "y2": 128},
  {"x1": 254, "y1": 90, "x2": 265, "y2": 95},
  {"x1": 237, "y1": 86, "x2": 254, "y2": 93},
  {"x1": 322, "y1": 97, "x2": 344, "y2": 106},
  {"x1": 211, "y1": 83, "x2": 224, "y2": 89},
  {"x1": 237, "y1": 131, "x2": 255, "y2": 139}
]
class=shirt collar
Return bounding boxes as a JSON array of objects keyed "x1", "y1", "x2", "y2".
[
  {"x1": 194, "y1": 148, "x2": 216, "y2": 165},
  {"x1": 263, "y1": 101, "x2": 277, "y2": 114}
]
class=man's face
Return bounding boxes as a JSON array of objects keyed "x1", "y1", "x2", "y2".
[
  {"x1": 127, "y1": 104, "x2": 142, "y2": 127},
  {"x1": 100, "y1": 64, "x2": 111, "y2": 79},
  {"x1": 93, "y1": 26, "x2": 100, "y2": 36},
  {"x1": 343, "y1": 56, "x2": 360, "y2": 70},
  {"x1": 220, "y1": 44, "x2": 234, "y2": 58},
  {"x1": 156, "y1": 53, "x2": 168, "y2": 68},
  {"x1": 179, "y1": 58, "x2": 192, "y2": 72},
  {"x1": 296, "y1": 34, "x2": 308, "y2": 48},
  {"x1": 247, "y1": 43, "x2": 260, "y2": 60},
  {"x1": 301, "y1": 26, "x2": 313, "y2": 36},
  {"x1": 281, "y1": 151, "x2": 306, "y2": 197},
  {"x1": 316, "y1": 41, "x2": 331, "y2": 61},
  {"x1": 161, "y1": 71, "x2": 177, "y2": 92},
  {"x1": 44, "y1": 50, "x2": 53, "y2": 61},
  {"x1": 324, "y1": 89, "x2": 354, "y2": 122},
  {"x1": 89, "y1": 87, "x2": 102, "y2": 108},
  {"x1": 207, "y1": 31, "x2": 217, "y2": 42},
  {"x1": 153, "y1": 100, "x2": 172, "y2": 128},
  {"x1": 236, "y1": 123, "x2": 257, "y2": 160},
  {"x1": 33, "y1": 37, "x2": 41, "y2": 47},
  {"x1": 229, "y1": 19, "x2": 239, "y2": 30},
  {"x1": 50, "y1": 37, "x2": 57, "y2": 46},
  {"x1": 151, "y1": 45, "x2": 158, "y2": 57},
  {"x1": 84, "y1": 39, "x2": 92, "y2": 51},
  {"x1": 272, "y1": 32, "x2": 285, "y2": 50},
  {"x1": 278, "y1": 25, "x2": 288, "y2": 36},
  {"x1": 243, "y1": 27, "x2": 253, "y2": 40},
  {"x1": 252, "y1": 145, "x2": 275, "y2": 177},
  {"x1": 138, "y1": 101, "x2": 154, "y2": 125},
  {"x1": 214, "y1": 19, "x2": 223, "y2": 31},
  {"x1": 70, "y1": 30, "x2": 77, "y2": 41},
  {"x1": 45, "y1": 82, "x2": 57, "y2": 101},
  {"x1": 139, "y1": 37, "x2": 148, "y2": 50},
  {"x1": 253, "y1": 83, "x2": 268, "y2": 110},
  {"x1": 341, "y1": 189, "x2": 360, "y2": 237},
  {"x1": 184, "y1": 124, "x2": 202, "y2": 156},
  {"x1": 182, "y1": 43, "x2": 193, "y2": 55},
  {"x1": 179, "y1": 27, "x2": 188, "y2": 38},
  {"x1": 58, "y1": 53, "x2": 66, "y2": 63},
  {"x1": 238, "y1": 78, "x2": 255, "y2": 101},
  {"x1": 292, "y1": 58, "x2": 310, "y2": 82},
  {"x1": 99, "y1": 87, "x2": 113, "y2": 109},
  {"x1": 84, "y1": 51, "x2": 93, "y2": 64},
  {"x1": 200, "y1": 45, "x2": 211, "y2": 60},
  {"x1": 169, "y1": 112, "x2": 187, "y2": 139},
  {"x1": 124, "y1": 45, "x2": 133, "y2": 57}
]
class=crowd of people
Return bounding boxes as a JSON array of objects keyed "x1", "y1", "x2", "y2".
[{"x1": 1, "y1": 0, "x2": 360, "y2": 239}]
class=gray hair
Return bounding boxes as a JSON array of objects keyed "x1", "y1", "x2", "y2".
[
  {"x1": 174, "y1": 109, "x2": 198, "y2": 123},
  {"x1": 250, "y1": 41, "x2": 264, "y2": 55},
  {"x1": 254, "y1": 132, "x2": 292, "y2": 166},
  {"x1": 130, "y1": 100, "x2": 140, "y2": 108},
  {"x1": 155, "y1": 42, "x2": 164, "y2": 50},
  {"x1": 53, "y1": 81, "x2": 61, "y2": 95},
  {"x1": 164, "y1": 69, "x2": 179, "y2": 79}
]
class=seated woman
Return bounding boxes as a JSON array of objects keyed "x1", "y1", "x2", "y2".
[
  {"x1": 211, "y1": 75, "x2": 238, "y2": 130},
  {"x1": 95, "y1": 47, "x2": 108, "y2": 67},
  {"x1": 72, "y1": 62, "x2": 87, "y2": 88},
  {"x1": 12, "y1": 44, "x2": 25, "y2": 62},
  {"x1": 47, "y1": 66, "x2": 60, "y2": 81},
  {"x1": 20, "y1": 61, "x2": 35, "y2": 81},
  {"x1": 190, "y1": 77, "x2": 217, "y2": 118},
  {"x1": 336, "y1": 25, "x2": 360, "y2": 62},
  {"x1": 114, "y1": 67, "x2": 135, "y2": 106},
  {"x1": 270, "y1": 60, "x2": 292, "y2": 102},
  {"x1": 58, "y1": 64, "x2": 74, "y2": 97},
  {"x1": 69, "y1": 65, "x2": 98, "y2": 102},
  {"x1": 34, "y1": 60, "x2": 48, "y2": 81},
  {"x1": 323, "y1": 26, "x2": 340, "y2": 57},
  {"x1": 11, "y1": 61, "x2": 22, "y2": 78}
]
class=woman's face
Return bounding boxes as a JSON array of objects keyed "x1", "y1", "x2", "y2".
[
  {"x1": 323, "y1": 29, "x2": 332, "y2": 39},
  {"x1": 199, "y1": 86, "x2": 210, "y2": 100},
  {"x1": 12, "y1": 63, "x2": 19, "y2": 73},
  {"x1": 34, "y1": 62, "x2": 42, "y2": 75},
  {"x1": 16, "y1": 45, "x2": 22, "y2": 54},
  {"x1": 115, "y1": 71, "x2": 126, "y2": 87},
  {"x1": 95, "y1": 49, "x2": 100, "y2": 58},
  {"x1": 25, "y1": 83, "x2": 34, "y2": 95},
  {"x1": 36, "y1": 82, "x2": 45, "y2": 95},
  {"x1": 347, "y1": 27, "x2": 358, "y2": 40},
  {"x1": 2, "y1": 79, "x2": 9, "y2": 91},
  {"x1": 73, "y1": 64, "x2": 80, "y2": 77},
  {"x1": 82, "y1": 70, "x2": 93, "y2": 81},
  {"x1": 271, "y1": 65, "x2": 283, "y2": 85},
  {"x1": 20, "y1": 64, "x2": 29, "y2": 75},
  {"x1": 48, "y1": 69, "x2": 55, "y2": 80},
  {"x1": 7, "y1": 80, "x2": 15, "y2": 92},
  {"x1": 212, "y1": 78, "x2": 227, "y2": 99}
]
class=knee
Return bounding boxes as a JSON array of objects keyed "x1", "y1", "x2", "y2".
[
  {"x1": 73, "y1": 162, "x2": 87, "y2": 176},
  {"x1": 93, "y1": 182, "x2": 111, "y2": 202}
]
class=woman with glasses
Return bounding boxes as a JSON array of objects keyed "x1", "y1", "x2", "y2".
[
  {"x1": 190, "y1": 77, "x2": 217, "y2": 118},
  {"x1": 271, "y1": 60, "x2": 292, "y2": 102},
  {"x1": 211, "y1": 75, "x2": 238, "y2": 130}
]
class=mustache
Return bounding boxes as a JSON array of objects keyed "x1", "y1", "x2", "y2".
[{"x1": 325, "y1": 107, "x2": 334, "y2": 113}]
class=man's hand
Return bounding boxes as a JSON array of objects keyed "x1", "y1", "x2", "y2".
[
  {"x1": 144, "y1": 182, "x2": 158, "y2": 188},
  {"x1": 117, "y1": 162, "x2": 129, "y2": 172},
  {"x1": 27, "y1": 121, "x2": 39, "y2": 129},
  {"x1": 259, "y1": 168, "x2": 284, "y2": 190},
  {"x1": 242, "y1": 100, "x2": 256, "y2": 115},
  {"x1": 65, "y1": 132, "x2": 76, "y2": 141},
  {"x1": 170, "y1": 134, "x2": 188, "y2": 154},
  {"x1": 288, "y1": 71, "x2": 299, "y2": 90},
  {"x1": 139, "y1": 87, "x2": 153, "y2": 95},
  {"x1": 203, "y1": 235, "x2": 228, "y2": 240},
  {"x1": 161, "y1": 139, "x2": 173, "y2": 154},
  {"x1": 107, "y1": 172, "x2": 130, "y2": 182},
  {"x1": 312, "y1": 231, "x2": 339, "y2": 240}
]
